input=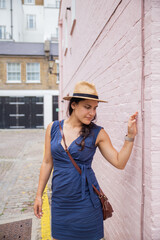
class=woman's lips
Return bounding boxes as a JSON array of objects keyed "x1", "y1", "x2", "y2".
[{"x1": 86, "y1": 118, "x2": 92, "y2": 120}]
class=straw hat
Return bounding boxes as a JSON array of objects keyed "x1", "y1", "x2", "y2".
[{"x1": 63, "y1": 81, "x2": 107, "y2": 103}]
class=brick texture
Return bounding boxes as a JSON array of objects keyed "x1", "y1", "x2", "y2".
[
  {"x1": 59, "y1": 0, "x2": 160, "y2": 239},
  {"x1": 0, "y1": 56, "x2": 59, "y2": 90}
]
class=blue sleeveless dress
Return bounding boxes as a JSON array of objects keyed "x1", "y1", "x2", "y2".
[{"x1": 50, "y1": 120, "x2": 104, "y2": 240}]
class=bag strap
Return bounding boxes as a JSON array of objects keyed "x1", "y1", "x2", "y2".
[
  {"x1": 59, "y1": 121, "x2": 106, "y2": 199},
  {"x1": 59, "y1": 121, "x2": 82, "y2": 175}
]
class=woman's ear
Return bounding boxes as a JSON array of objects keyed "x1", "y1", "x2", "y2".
[{"x1": 71, "y1": 102, "x2": 76, "y2": 110}]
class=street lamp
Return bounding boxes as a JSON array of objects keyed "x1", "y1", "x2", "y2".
[{"x1": 49, "y1": 55, "x2": 55, "y2": 74}]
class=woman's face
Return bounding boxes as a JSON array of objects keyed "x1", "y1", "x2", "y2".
[{"x1": 71, "y1": 99, "x2": 98, "y2": 125}]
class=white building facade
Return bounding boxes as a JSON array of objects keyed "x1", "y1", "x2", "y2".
[
  {"x1": 0, "y1": 0, "x2": 60, "y2": 43},
  {"x1": 0, "y1": 0, "x2": 23, "y2": 41}
]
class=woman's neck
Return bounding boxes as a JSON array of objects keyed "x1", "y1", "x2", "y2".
[{"x1": 65, "y1": 116, "x2": 82, "y2": 129}]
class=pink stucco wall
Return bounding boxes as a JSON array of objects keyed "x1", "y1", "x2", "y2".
[{"x1": 58, "y1": 0, "x2": 160, "y2": 239}]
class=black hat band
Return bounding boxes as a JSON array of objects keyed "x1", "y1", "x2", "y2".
[{"x1": 73, "y1": 93, "x2": 99, "y2": 99}]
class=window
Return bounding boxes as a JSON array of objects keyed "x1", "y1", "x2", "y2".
[
  {"x1": 0, "y1": 26, "x2": 6, "y2": 39},
  {"x1": 45, "y1": 0, "x2": 60, "y2": 8},
  {"x1": 24, "y1": 0, "x2": 35, "y2": 4},
  {"x1": 27, "y1": 15, "x2": 36, "y2": 29},
  {"x1": 7, "y1": 63, "x2": 21, "y2": 83},
  {"x1": 0, "y1": 0, "x2": 6, "y2": 8},
  {"x1": 26, "y1": 63, "x2": 40, "y2": 83},
  {"x1": 56, "y1": 0, "x2": 60, "y2": 8}
]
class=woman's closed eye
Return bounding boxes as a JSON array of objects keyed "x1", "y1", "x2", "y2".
[
  {"x1": 84, "y1": 105, "x2": 98, "y2": 110},
  {"x1": 85, "y1": 106, "x2": 90, "y2": 109}
]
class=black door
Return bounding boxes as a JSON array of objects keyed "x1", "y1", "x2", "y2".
[
  {"x1": 0, "y1": 96, "x2": 44, "y2": 129},
  {"x1": 24, "y1": 97, "x2": 44, "y2": 128},
  {"x1": 0, "y1": 97, "x2": 5, "y2": 128}
]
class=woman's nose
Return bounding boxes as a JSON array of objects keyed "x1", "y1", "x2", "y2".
[{"x1": 89, "y1": 109, "x2": 95, "y2": 116}]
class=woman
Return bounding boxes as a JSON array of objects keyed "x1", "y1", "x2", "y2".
[{"x1": 34, "y1": 81, "x2": 138, "y2": 240}]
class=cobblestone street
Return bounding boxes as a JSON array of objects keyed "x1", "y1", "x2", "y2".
[{"x1": 0, "y1": 129, "x2": 46, "y2": 239}]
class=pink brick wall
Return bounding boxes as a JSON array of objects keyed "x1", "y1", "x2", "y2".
[
  {"x1": 58, "y1": 0, "x2": 160, "y2": 239},
  {"x1": 144, "y1": 1, "x2": 160, "y2": 239}
]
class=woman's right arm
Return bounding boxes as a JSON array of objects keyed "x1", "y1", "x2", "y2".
[{"x1": 34, "y1": 122, "x2": 54, "y2": 218}]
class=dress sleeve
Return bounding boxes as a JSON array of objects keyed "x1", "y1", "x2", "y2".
[{"x1": 50, "y1": 120, "x2": 58, "y2": 140}]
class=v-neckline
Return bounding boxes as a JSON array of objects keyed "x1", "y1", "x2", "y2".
[{"x1": 59, "y1": 119, "x2": 81, "y2": 151}]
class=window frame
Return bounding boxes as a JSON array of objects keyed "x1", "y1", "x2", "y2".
[
  {"x1": 55, "y1": 0, "x2": 60, "y2": 8},
  {"x1": 45, "y1": 0, "x2": 60, "y2": 8},
  {"x1": 24, "y1": 0, "x2": 35, "y2": 4},
  {"x1": 7, "y1": 63, "x2": 21, "y2": 83},
  {"x1": 0, "y1": 0, "x2": 6, "y2": 9},
  {"x1": 27, "y1": 15, "x2": 36, "y2": 30},
  {"x1": 26, "y1": 63, "x2": 40, "y2": 83},
  {"x1": 0, "y1": 25, "x2": 6, "y2": 39}
]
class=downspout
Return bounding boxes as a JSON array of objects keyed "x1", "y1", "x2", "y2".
[
  {"x1": 10, "y1": 0, "x2": 13, "y2": 39},
  {"x1": 58, "y1": 19, "x2": 63, "y2": 119},
  {"x1": 140, "y1": 0, "x2": 145, "y2": 240}
]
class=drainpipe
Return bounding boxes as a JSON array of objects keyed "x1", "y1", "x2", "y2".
[
  {"x1": 58, "y1": 19, "x2": 63, "y2": 119},
  {"x1": 10, "y1": 0, "x2": 13, "y2": 39},
  {"x1": 140, "y1": 0, "x2": 145, "y2": 239}
]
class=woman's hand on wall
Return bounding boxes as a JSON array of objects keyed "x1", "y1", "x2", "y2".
[
  {"x1": 127, "y1": 111, "x2": 138, "y2": 138},
  {"x1": 96, "y1": 111, "x2": 139, "y2": 169}
]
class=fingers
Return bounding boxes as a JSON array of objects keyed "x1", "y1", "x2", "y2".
[
  {"x1": 131, "y1": 111, "x2": 138, "y2": 117},
  {"x1": 34, "y1": 205, "x2": 43, "y2": 218},
  {"x1": 34, "y1": 198, "x2": 43, "y2": 219},
  {"x1": 128, "y1": 112, "x2": 138, "y2": 136},
  {"x1": 38, "y1": 205, "x2": 43, "y2": 218},
  {"x1": 34, "y1": 204, "x2": 39, "y2": 218},
  {"x1": 130, "y1": 112, "x2": 138, "y2": 121}
]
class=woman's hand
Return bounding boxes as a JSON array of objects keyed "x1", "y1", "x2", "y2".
[
  {"x1": 127, "y1": 111, "x2": 138, "y2": 138},
  {"x1": 34, "y1": 196, "x2": 43, "y2": 219}
]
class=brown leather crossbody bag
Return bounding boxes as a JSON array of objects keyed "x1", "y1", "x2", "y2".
[{"x1": 59, "y1": 121, "x2": 113, "y2": 220}]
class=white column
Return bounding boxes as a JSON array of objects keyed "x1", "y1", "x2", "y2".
[{"x1": 44, "y1": 93, "x2": 52, "y2": 129}]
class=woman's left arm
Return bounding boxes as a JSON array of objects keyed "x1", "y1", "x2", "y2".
[{"x1": 96, "y1": 112, "x2": 138, "y2": 169}]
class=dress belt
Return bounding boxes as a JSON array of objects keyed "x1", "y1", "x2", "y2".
[{"x1": 80, "y1": 164, "x2": 98, "y2": 208}]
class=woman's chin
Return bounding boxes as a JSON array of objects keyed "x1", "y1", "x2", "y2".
[{"x1": 83, "y1": 118, "x2": 92, "y2": 124}]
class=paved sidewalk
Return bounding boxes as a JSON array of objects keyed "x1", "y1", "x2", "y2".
[{"x1": 0, "y1": 129, "x2": 47, "y2": 240}]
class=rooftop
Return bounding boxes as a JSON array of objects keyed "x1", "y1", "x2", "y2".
[{"x1": 0, "y1": 41, "x2": 58, "y2": 56}]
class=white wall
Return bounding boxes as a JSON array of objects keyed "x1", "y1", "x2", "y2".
[
  {"x1": 44, "y1": 8, "x2": 59, "y2": 41},
  {"x1": 13, "y1": 0, "x2": 24, "y2": 41},
  {"x1": 0, "y1": 1, "x2": 59, "y2": 43},
  {"x1": 22, "y1": 2, "x2": 59, "y2": 43},
  {"x1": 0, "y1": 0, "x2": 23, "y2": 41},
  {"x1": 0, "y1": 1, "x2": 11, "y2": 39},
  {"x1": 22, "y1": 5, "x2": 44, "y2": 42}
]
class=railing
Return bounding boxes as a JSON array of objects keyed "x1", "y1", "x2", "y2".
[
  {"x1": 0, "y1": 32, "x2": 12, "y2": 40},
  {"x1": 44, "y1": 2, "x2": 60, "y2": 9}
]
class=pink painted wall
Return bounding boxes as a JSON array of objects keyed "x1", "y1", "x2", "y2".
[{"x1": 58, "y1": 0, "x2": 160, "y2": 239}]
